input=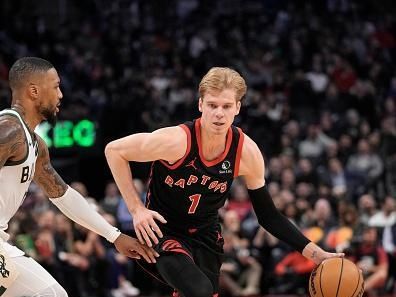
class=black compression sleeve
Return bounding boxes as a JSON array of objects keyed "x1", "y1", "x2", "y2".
[{"x1": 248, "y1": 186, "x2": 310, "y2": 253}]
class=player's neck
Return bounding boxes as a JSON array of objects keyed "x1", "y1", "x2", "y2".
[
  {"x1": 11, "y1": 103, "x2": 40, "y2": 132},
  {"x1": 200, "y1": 128, "x2": 227, "y2": 160}
]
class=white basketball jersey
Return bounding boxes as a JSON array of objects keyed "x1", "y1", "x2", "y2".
[{"x1": 0, "y1": 109, "x2": 39, "y2": 253}]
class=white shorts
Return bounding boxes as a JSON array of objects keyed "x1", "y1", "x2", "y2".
[{"x1": 2, "y1": 255, "x2": 63, "y2": 297}]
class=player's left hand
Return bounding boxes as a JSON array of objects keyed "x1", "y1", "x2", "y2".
[
  {"x1": 302, "y1": 242, "x2": 344, "y2": 265},
  {"x1": 114, "y1": 233, "x2": 160, "y2": 263},
  {"x1": 315, "y1": 251, "x2": 345, "y2": 265}
]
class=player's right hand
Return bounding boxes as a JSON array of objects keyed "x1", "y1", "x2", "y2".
[
  {"x1": 114, "y1": 233, "x2": 160, "y2": 263},
  {"x1": 133, "y1": 207, "x2": 167, "y2": 247}
]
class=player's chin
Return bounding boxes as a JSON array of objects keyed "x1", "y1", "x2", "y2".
[{"x1": 212, "y1": 125, "x2": 227, "y2": 134}]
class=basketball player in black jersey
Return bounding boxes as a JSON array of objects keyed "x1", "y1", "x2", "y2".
[{"x1": 105, "y1": 67, "x2": 343, "y2": 297}]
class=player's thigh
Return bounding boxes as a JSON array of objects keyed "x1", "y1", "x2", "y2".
[
  {"x1": 156, "y1": 253, "x2": 214, "y2": 297},
  {"x1": 194, "y1": 247, "x2": 222, "y2": 293},
  {"x1": 4, "y1": 256, "x2": 66, "y2": 297}
]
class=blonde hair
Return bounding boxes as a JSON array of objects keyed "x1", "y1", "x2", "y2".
[{"x1": 199, "y1": 67, "x2": 247, "y2": 102}]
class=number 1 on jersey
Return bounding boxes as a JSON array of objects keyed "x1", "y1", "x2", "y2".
[{"x1": 188, "y1": 194, "x2": 201, "y2": 214}]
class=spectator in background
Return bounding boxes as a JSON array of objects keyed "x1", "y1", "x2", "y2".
[
  {"x1": 347, "y1": 226, "x2": 388, "y2": 295},
  {"x1": 70, "y1": 181, "x2": 90, "y2": 198},
  {"x1": 101, "y1": 181, "x2": 122, "y2": 217},
  {"x1": 358, "y1": 194, "x2": 379, "y2": 226},
  {"x1": 296, "y1": 158, "x2": 318, "y2": 187},
  {"x1": 326, "y1": 204, "x2": 359, "y2": 251},
  {"x1": 312, "y1": 198, "x2": 337, "y2": 234},
  {"x1": 369, "y1": 196, "x2": 396, "y2": 228},
  {"x1": 267, "y1": 157, "x2": 283, "y2": 184},
  {"x1": 382, "y1": 220, "x2": 396, "y2": 294},
  {"x1": 35, "y1": 210, "x2": 57, "y2": 273},
  {"x1": 299, "y1": 123, "x2": 335, "y2": 163},
  {"x1": 347, "y1": 139, "x2": 384, "y2": 190},
  {"x1": 274, "y1": 228, "x2": 319, "y2": 295},
  {"x1": 116, "y1": 179, "x2": 146, "y2": 235},
  {"x1": 225, "y1": 180, "x2": 253, "y2": 222},
  {"x1": 327, "y1": 158, "x2": 348, "y2": 199},
  {"x1": 103, "y1": 214, "x2": 140, "y2": 297},
  {"x1": 338, "y1": 134, "x2": 355, "y2": 165},
  {"x1": 220, "y1": 210, "x2": 262, "y2": 296}
]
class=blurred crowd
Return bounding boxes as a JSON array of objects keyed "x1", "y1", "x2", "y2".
[{"x1": 0, "y1": 0, "x2": 396, "y2": 296}]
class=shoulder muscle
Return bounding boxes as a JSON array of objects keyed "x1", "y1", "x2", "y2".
[
  {"x1": 0, "y1": 116, "x2": 26, "y2": 168},
  {"x1": 239, "y1": 134, "x2": 265, "y2": 189}
]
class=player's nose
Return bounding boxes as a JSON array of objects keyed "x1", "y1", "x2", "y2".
[{"x1": 215, "y1": 107, "x2": 224, "y2": 118}]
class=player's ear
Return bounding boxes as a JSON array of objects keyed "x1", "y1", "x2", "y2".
[
  {"x1": 235, "y1": 100, "x2": 241, "y2": 115},
  {"x1": 28, "y1": 83, "x2": 39, "y2": 100},
  {"x1": 198, "y1": 97, "x2": 203, "y2": 112}
]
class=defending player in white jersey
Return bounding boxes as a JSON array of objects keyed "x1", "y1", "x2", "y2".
[{"x1": 0, "y1": 57, "x2": 158, "y2": 297}]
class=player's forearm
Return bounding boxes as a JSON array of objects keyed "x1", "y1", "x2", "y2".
[
  {"x1": 302, "y1": 242, "x2": 327, "y2": 263},
  {"x1": 105, "y1": 146, "x2": 145, "y2": 214},
  {"x1": 50, "y1": 186, "x2": 121, "y2": 242},
  {"x1": 248, "y1": 186, "x2": 310, "y2": 253}
]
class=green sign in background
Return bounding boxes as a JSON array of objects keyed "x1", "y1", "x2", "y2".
[{"x1": 36, "y1": 120, "x2": 96, "y2": 148}]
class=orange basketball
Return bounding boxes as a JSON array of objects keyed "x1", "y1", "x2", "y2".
[{"x1": 309, "y1": 258, "x2": 365, "y2": 297}]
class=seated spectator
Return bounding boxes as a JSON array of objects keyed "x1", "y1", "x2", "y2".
[
  {"x1": 327, "y1": 158, "x2": 348, "y2": 199},
  {"x1": 346, "y1": 226, "x2": 388, "y2": 295},
  {"x1": 369, "y1": 196, "x2": 396, "y2": 228},
  {"x1": 382, "y1": 220, "x2": 396, "y2": 294},
  {"x1": 358, "y1": 194, "x2": 379, "y2": 226},
  {"x1": 326, "y1": 204, "x2": 358, "y2": 251},
  {"x1": 72, "y1": 224, "x2": 108, "y2": 297},
  {"x1": 311, "y1": 198, "x2": 337, "y2": 234},
  {"x1": 273, "y1": 228, "x2": 319, "y2": 294},
  {"x1": 226, "y1": 180, "x2": 253, "y2": 222},
  {"x1": 299, "y1": 123, "x2": 335, "y2": 162},
  {"x1": 103, "y1": 214, "x2": 140, "y2": 297},
  {"x1": 346, "y1": 139, "x2": 384, "y2": 190},
  {"x1": 100, "y1": 181, "x2": 122, "y2": 217},
  {"x1": 219, "y1": 210, "x2": 262, "y2": 296},
  {"x1": 296, "y1": 158, "x2": 319, "y2": 186}
]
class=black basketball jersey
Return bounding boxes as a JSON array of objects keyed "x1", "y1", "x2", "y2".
[{"x1": 146, "y1": 118, "x2": 244, "y2": 233}]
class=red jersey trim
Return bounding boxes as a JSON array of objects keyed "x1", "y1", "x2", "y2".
[
  {"x1": 233, "y1": 128, "x2": 244, "y2": 177},
  {"x1": 195, "y1": 118, "x2": 233, "y2": 167},
  {"x1": 159, "y1": 124, "x2": 191, "y2": 170}
]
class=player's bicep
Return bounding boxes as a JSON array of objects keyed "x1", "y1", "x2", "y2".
[
  {"x1": 106, "y1": 126, "x2": 186, "y2": 162},
  {"x1": 239, "y1": 136, "x2": 266, "y2": 190},
  {"x1": 0, "y1": 117, "x2": 26, "y2": 169},
  {"x1": 33, "y1": 135, "x2": 68, "y2": 198}
]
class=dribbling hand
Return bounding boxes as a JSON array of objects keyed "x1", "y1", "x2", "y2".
[
  {"x1": 114, "y1": 233, "x2": 160, "y2": 263},
  {"x1": 133, "y1": 207, "x2": 167, "y2": 247},
  {"x1": 313, "y1": 250, "x2": 345, "y2": 265}
]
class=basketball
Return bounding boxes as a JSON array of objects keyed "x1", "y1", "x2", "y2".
[{"x1": 309, "y1": 258, "x2": 364, "y2": 297}]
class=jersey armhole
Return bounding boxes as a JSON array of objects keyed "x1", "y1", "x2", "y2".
[
  {"x1": 233, "y1": 128, "x2": 244, "y2": 178},
  {"x1": 159, "y1": 124, "x2": 191, "y2": 170}
]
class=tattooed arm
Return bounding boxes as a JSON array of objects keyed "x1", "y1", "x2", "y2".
[
  {"x1": 0, "y1": 116, "x2": 27, "y2": 170},
  {"x1": 33, "y1": 134, "x2": 68, "y2": 197},
  {"x1": 33, "y1": 135, "x2": 159, "y2": 262}
]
